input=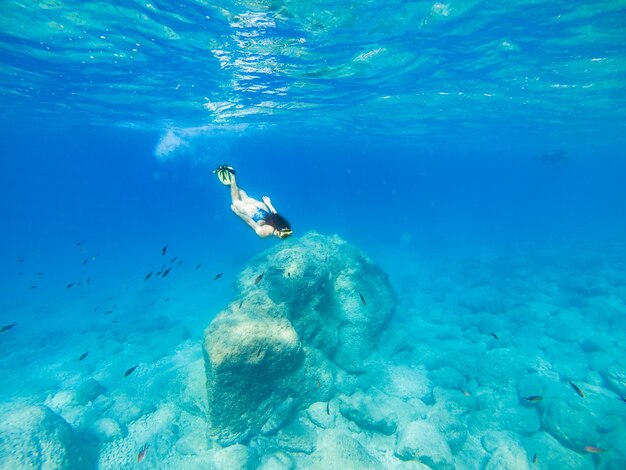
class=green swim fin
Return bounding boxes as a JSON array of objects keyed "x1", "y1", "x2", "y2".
[{"x1": 212, "y1": 165, "x2": 236, "y2": 185}]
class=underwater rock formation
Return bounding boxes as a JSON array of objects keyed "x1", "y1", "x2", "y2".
[
  {"x1": 203, "y1": 232, "x2": 396, "y2": 445},
  {"x1": 0, "y1": 404, "x2": 84, "y2": 468}
]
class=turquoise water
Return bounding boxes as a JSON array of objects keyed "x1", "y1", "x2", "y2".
[{"x1": 1, "y1": 1, "x2": 626, "y2": 468}]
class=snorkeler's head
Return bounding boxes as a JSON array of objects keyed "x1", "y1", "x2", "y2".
[{"x1": 265, "y1": 213, "x2": 293, "y2": 239}]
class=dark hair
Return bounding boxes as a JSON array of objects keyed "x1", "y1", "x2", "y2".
[{"x1": 264, "y1": 213, "x2": 291, "y2": 233}]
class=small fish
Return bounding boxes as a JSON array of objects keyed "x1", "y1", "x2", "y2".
[
  {"x1": 178, "y1": 260, "x2": 183, "y2": 266},
  {"x1": 66, "y1": 282, "x2": 75, "y2": 289},
  {"x1": 156, "y1": 271, "x2": 162, "y2": 276},
  {"x1": 171, "y1": 256, "x2": 177, "y2": 263},
  {"x1": 86, "y1": 277, "x2": 91, "y2": 283},
  {"x1": 162, "y1": 245, "x2": 167, "y2": 256},
  {"x1": 78, "y1": 352, "x2": 89, "y2": 361},
  {"x1": 0, "y1": 322, "x2": 16, "y2": 333},
  {"x1": 461, "y1": 390, "x2": 471, "y2": 397},
  {"x1": 144, "y1": 272, "x2": 153, "y2": 281},
  {"x1": 287, "y1": 272, "x2": 291, "y2": 277},
  {"x1": 489, "y1": 332, "x2": 499, "y2": 340},
  {"x1": 137, "y1": 444, "x2": 149, "y2": 463},
  {"x1": 617, "y1": 393, "x2": 626, "y2": 404},
  {"x1": 195, "y1": 263, "x2": 202, "y2": 269},
  {"x1": 358, "y1": 291, "x2": 366, "y2": 306},
  {"x1": 326, "y1": 401, "x2": 330, "y2": 415},
  {"x1": 257, "y1": 348, "x2": 262, "y2": 357},
  {"x1": 524, "y1": 395, "x2": 543, "y2": 402},
  {"x1": 124, "y1": 365, "x2": 138, "y2": 377},
  {"x1": 165, "y1": 297, "x2": 170, "y2": 302},
  {"x1": 37, "y1": 272, "x2": 44, "y2": 276},
  {"x1": 239, "y1": 300, "x2": 244, "y2": 309},
  {"x1": 317, "y1": 380, "x2": 321, "y2": 389},
  {"x1": 104, "y1": 310, "x2": 114, "y2": 314},
  {"x1": 162, "y1": 268, "x2": 171, "y2": 278},
  {"x1": 254, "y1": 273, "x2": 264, "y2": 285},
  {"x1": 570, "y1": 381, "x2": 585, "y2": 398},
  {"x1": 214, "y1": 273, "x2": 223, "y2": 280},
  {"x1": 583, "y1": 446, "x2": 606, "y2": 454},
  {"x1": 16, "y1": 256, "x2": 25, "y2": 262},
  {"x1": 532, "y1": 452, "x2": 538, "y2": 464},
  {"x1": 324, "y1": 255, "x2": 328, "y2": 263},
  {"x1": 29, "y1": 285, "x2": 37, "y2": 289},
  {"x1": 76, "y1": 242, "x2": 83, "y2": 246},
  {"x1": 83, "y1": 258, "x2": 89, "y2": 264},
  {"x1": 150, "y1": 301, "x2": 155, "y2": 306}
]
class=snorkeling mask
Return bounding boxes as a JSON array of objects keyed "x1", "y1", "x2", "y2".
[{"x1": 276, "y1": 228, "x2": 293, "y2": 239}]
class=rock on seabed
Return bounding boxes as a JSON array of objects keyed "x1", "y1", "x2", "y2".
[{"x1": 203, "y1": 232, "x2": 396, "y2": 445}]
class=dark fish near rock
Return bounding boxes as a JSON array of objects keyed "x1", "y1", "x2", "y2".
[
  {"x1": 214, "y1": 273, "x2": 223, "y2": 280},
  {"x1": 326, "y1": 401, "x2": 330, "y2": 415},
  {"x1": 358, "y1": 291, "x2": 366, "y2": 306},
  {"x1": 161, "y1": 245, "x2": 167, "y2": 256},
  {"x1": 532, "y1": 452, "x2": 538, "y2": 464},
  {"x1": 0, "y1": 322, "x2": 16, "y2": 333},
  {"x1": 570, "y1": 381, "x2": 585, "y2": 398},
  {"x1": 239, "y1": 300, "x2": 244, "y2": 309},
  {"x1": 124, "y1": 365, "x2": 138, "y2": 377},
  {"x1": 254, "y1": 273, "x2": 264, "y2": 285},
  {"x1": 145, "y1": 272, "x2": 153, "y2": 281},
  {"x1": 138, "y1": 443, "x2": 149, "y2": 463},
  {"x1": 489, "y1": 332, "x2": 499, "y2": 340},
  {"x1": 524, "y1": 395, "x2": 543, "y2": 402},
  {"x1": 78, "y1": 352, "x2": 89, "y2": 361}
]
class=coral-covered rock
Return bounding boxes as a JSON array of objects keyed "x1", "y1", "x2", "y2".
[
  {"x1": 0, "y1": 404, "x2": 84, "y2": 469},
  {"x1": 203, "y1": 232, "x2": 395, "y2": 445},
  {"x1": 395, "y1": 420, "x2": 454, "y2": 469}
]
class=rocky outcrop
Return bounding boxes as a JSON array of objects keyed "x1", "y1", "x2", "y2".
[
  {"x1": 0, "y1": 404, "x2": 85, "y2": 469},
  {"x1": 203, "y1": 232, "x2": 396, "y2": 445}
]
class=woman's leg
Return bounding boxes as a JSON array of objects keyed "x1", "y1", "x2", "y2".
[{"x1": 230, "y1": 174, "x2": 242, "y2": 202}]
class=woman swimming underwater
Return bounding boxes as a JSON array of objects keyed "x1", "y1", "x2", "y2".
[{"x1": 213, "y1": 165, "x2": 293, "y2": 239}]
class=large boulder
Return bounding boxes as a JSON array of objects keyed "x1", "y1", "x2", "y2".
[
  {"x1": 0, "y1": 404, "x2": 85, "y2": 469},
  {"x1": 203, "y1": 232, "x2": 396, "y2": 445}
]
